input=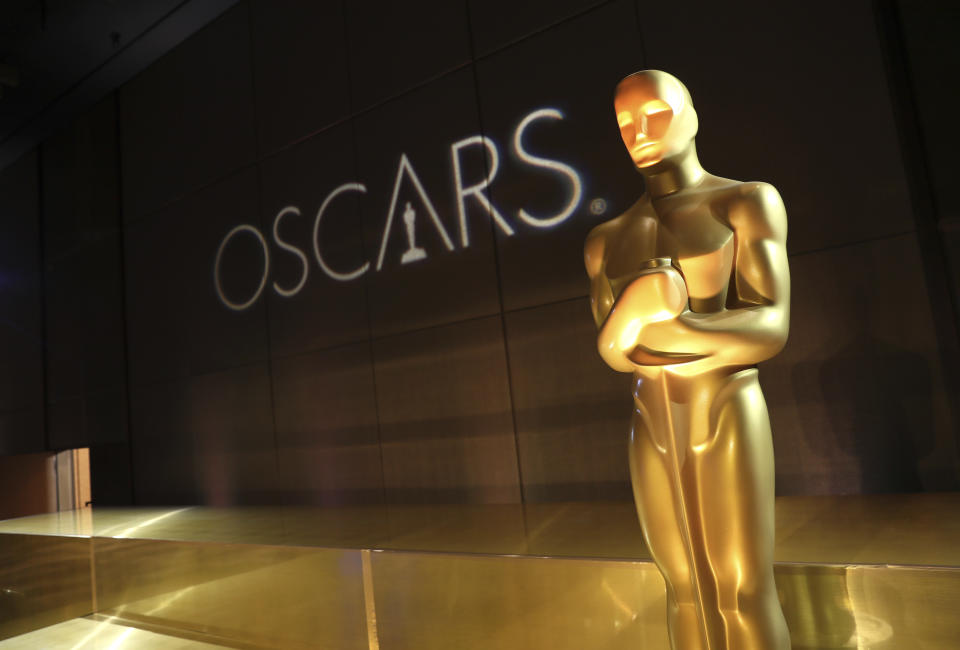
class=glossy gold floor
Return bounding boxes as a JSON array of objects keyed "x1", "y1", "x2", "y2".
[
  {"x1": 0, "y1": 616, "x2": 228, "y2": 648},
  {"x1": 1, "y1": 494, "x2": 958, "y2": 649},
  {"x1": 2, "y1": 493, "x2": 959, "y2": 564}
]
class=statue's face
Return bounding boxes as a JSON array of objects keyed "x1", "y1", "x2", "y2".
[{"x1": 614, "y1": 73, "x2": 695, "y2": 168}]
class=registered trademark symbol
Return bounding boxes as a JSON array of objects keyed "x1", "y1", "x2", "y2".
[{"x1": 590, "y1": 198, "x2": 607, "y2": 215}]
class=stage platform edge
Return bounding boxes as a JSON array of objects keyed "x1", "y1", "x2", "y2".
[{"x1": 1, "y1": 495, "x2": 958, "y2": 649}]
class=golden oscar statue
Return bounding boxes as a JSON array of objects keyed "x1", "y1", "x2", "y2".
[{"x1": 585, "y1": 70, "x2": 791, "y2": 650}]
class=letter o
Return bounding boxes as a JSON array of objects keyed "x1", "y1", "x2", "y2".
[{"x1": 214, "y1": 224, "x2": 270, "y2": 311}]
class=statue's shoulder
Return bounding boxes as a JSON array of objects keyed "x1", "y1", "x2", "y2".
[
  {"x1": 584, "y1": 197, "x2": 646, "y2": 276},
  {"x1": 590, "y1": 195, "x2": 653, "y2": 235},
  {"x1": 585, "y1": 214, "x2": 619, "y2": 243},
  {"x1": 584, "y1": 218, "x2": 616, "y2": 277},
  {"x1": 714, "y1": 180, "x2": 786, "y2": 240},
  {"x1": 706, "y1": 179, "x2": 782, "y2": 207}
]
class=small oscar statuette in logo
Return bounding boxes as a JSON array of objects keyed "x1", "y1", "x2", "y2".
[{"x1": 400, "y1": 201, "x2": 427, "y2": 264}]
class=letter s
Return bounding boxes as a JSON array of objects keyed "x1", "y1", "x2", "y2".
[
  {"x1": 513, "y1": 108, "x2": 583, "y2": 228},
  {"x1": 272, "y1": 206, "x2": 309, "y2": 297}
]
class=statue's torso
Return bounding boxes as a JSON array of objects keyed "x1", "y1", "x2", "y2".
[
  {"x1": 593, "y1": 176, "x2": 744, "y2": 323},
  {"x1": 589, "y1": 176, "x2": 753, "y2": 401}
]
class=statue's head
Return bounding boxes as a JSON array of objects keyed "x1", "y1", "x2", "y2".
[{"x1": 614, "y1": 70, "x2": 698, "y2": 168}]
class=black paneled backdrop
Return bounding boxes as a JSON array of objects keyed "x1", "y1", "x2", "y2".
[{"x1": 1, "y1": 0, "x2": 958, "y2": 505}]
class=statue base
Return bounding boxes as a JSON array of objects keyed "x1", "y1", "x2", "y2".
[{"x1": 401, "y1": 246, "x2": 426, "y2": 264}]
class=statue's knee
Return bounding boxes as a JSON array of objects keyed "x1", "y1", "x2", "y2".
[{"x1": 718, "y1": 582, "x2": 776, "y2": 618}]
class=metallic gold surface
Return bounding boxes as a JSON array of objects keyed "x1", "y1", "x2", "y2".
[
  {"x1": 2, "y1": 496, "x2": 960, "y2": 648},
  {"x1": 361, "y1": 550, "x2": 380, "y2": 650},
  {"x1": 0, "y1": 533, "x2": 93, "y2": 641},
  {"x1": 523, "y1": 502, "x2": 648, "y2": 559},
  {"x1": 3, "y1": 561, "x2": 957, "y2": 649},
  {"x1": 586, "y1": 70, "x2": 792, "y2": 649},
  {"x1": 0, "y1": 616, "x2": 228, "y2": 648},
  {"x1": 3, "y1": 494, "x2": 960, "y2": 564},
  {"x1": 774, "y1": 493, "x2": 960, "y2": 567},
  {"x1": 370, "y1": 550, "x2": 960, "y2": 650},
  {"x1": 370, "y1": 550, "x2": 669, "y2": 650},
  {"x1": 94, "y1": 538, "x2": 368, "y2": 650}
]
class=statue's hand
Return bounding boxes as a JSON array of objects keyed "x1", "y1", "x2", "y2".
[
  {"x1": 596, "y1": 268, "x2": 687, "y2": 372},
  {"x1": 633, "y1": 305, "x2": 783, "y2": 367},
  {"x1": 632, "y1": 313, "x2": 712, "y2": 358}
]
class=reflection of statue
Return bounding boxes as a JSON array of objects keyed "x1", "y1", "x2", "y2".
[
  {"x1": 400, "y1": 201, "x2": 427, "y2": 264},
  {"x1": 585, "y1": 70, "x2": 791, "y2": 649}
]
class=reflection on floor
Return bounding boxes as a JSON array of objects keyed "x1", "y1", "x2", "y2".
[
  {"x1": 0, "y1": 494, "x2": 958, "y2": 649},
  {"x1": 0, "y1": 616, "x2": 226, "y2": 648},
  {"x1": 2, "y1": 493, "x2": 959, "y2": 564}
]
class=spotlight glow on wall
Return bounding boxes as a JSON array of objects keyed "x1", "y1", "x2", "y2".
[{"x1": 214, "y1": 107, "x2": 584, "y2": 311}]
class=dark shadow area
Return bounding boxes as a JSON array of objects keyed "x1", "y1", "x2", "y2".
[{"x1": 793, "y1": 333, "x2": 937, "y2": 493}]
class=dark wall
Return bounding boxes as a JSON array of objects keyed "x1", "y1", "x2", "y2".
[
  {"x1": 0, "y1": 151, "x2": 44, "y2": 455},
  {"x1": 1, "y1": 0, "x2": 957, "y2": 505},
  {"x1": 42, "y1": 96, "x2": 127, "y2": 452}
]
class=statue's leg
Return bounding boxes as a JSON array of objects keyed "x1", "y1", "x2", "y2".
[
  {"x1": 629, "y1": 413, "x2": 707, "y2": 650},
  {"x1": 692, "y1": 372, "x2": 791, "y2": 650}
]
